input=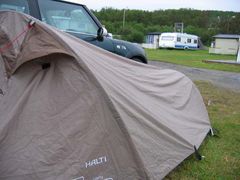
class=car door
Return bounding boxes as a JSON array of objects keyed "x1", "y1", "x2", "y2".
[{"x1": 68, "y1": 32, "x2": 115, "y2": 53}]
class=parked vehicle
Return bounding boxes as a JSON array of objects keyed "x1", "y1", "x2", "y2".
[
  {"x1": 159, "y1": 32, "x2": 199, "y2": 50},
  {"x1": 0, "y1": 0, "x2": 147, "y2": 63}
]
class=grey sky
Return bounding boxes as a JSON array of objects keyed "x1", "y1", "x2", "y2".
[{"x1": 71, "y1": 0, "x2": 240, "y2": 12}]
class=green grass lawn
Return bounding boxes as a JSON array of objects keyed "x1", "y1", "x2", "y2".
[
  {"x1": 165, "y1": 81, "x2": 240, "y2": 179},
  {"x1": 146, "y1": 49, "x2": 240, "y2": 73}
]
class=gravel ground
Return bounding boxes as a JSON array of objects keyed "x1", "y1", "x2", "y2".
[{"x1": 149, "y1": 61, "x2": 240, "y2": 92}]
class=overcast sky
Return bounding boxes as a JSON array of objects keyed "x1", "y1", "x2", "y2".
[{"x1": 71, "y1": 0, "x2": 240, "y2": 12}]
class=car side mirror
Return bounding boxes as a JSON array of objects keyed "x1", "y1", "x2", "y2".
[
  {"x1": 97, "y1": 27, "x2": 104, "y2": 41},
  {"x1": 102, "y1": 27, "x2": 108, "y2": 36},
  {"x1": 97, "y1": 27, "x2": 108, "y2": 41}
]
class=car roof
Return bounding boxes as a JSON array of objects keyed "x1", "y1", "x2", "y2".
[{"x1": 57, "y1": 0, "x2": 84, "y2": 5}]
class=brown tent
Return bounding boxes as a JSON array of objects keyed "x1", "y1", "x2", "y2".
[{"x1": 0, "y1": 11, "x2": 211, "y2": 180}]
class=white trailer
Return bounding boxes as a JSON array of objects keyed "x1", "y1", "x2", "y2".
[{"x1": 159, "y1": 32, "x2": 199, "y2": 49}]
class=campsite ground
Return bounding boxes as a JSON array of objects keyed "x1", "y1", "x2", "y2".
[
  {"x1": 147, "y1": 50, "x2": 240, "y2": 179},
  {"x1": 149, "y1": 61, "x2": 240, "y2": 92},
  {"x1": 166, "y1": 81, "x2": 240, "y2": 179},
  {"x1": 146, "y1": 49, "x2": 240, "y2": 73}
]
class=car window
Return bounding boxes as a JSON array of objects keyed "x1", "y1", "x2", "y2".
[
  {"x1": 0, "y1": 0, "x2": 29, "y2": 14},
  {"x1": 38, "y1": 0, "x2": 98, "y2": 35}
]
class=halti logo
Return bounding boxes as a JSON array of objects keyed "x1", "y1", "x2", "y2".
[
  {"x1": 72, "y1": 176, "x2": 84, "y2": 180},
  {"x1": 85, "y1": 156, "x2": 107, "y2": 168},
  {"x1": 72, "y1": 176, "x2": 113, "y2": 180},
  {"x1": 93, "y1": 176, "x2": 113, "y2": 180}
]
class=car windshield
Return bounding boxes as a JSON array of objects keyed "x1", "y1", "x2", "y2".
[{"x1": 38, "y1": 0, "x2": 99, "y2": 35}]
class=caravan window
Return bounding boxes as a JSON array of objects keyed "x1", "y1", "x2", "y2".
[
  {"x1": 194, "y1": 39, "x2": 198, "y2": 44},
  {"x1": 187, "y1": 39, "x2": 191, "y2": 43},
  {"x1": 177, "y1": 37, "x2": 181, "y2": 42},
  {"x1": 161, "y1": 36, "x2": 174, "y2": 41}
]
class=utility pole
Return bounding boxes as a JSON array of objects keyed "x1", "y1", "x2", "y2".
[
  {"x1": 123, "y1": 9, "x2": 126, "y2": 29},
  {"x1": 237, "y1": 38, "x2": 240, "y2": 63}
]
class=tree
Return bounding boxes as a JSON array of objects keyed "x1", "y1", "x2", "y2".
[{"x1": 92, "y1": 8, "x2": 240, "y2": 45}]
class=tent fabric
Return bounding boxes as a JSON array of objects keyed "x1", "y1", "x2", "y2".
[{"x1": 0, "y1": 11, "x2": 211, "y2": 180}]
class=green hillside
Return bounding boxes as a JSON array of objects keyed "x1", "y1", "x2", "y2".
[{"x1": 93, "y1": 8, "x2": 240, "y2": 45}]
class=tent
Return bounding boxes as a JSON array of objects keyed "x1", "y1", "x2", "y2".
[{"x1": 0, "y1": 11, "x2": 212, "y2": 180}]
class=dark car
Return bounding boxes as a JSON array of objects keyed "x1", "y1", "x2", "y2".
[{"x1": 0, "y1": 0, "x2": 147, "y2": 63}]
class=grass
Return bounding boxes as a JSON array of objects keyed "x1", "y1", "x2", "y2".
[
  {"x1": 146, "y1": 49, "x2": 240, "y2": 73},
  {"x1": 165, "y1": 81, "x2": 240, "y2": 180}
]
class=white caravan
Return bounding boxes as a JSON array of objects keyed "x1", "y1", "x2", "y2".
[{"x1": 159, "y1": 32, "x2": 199, "y2": 49}]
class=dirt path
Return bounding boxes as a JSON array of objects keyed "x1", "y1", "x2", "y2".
[{"x1": 149, "y1": 61, "x2": 240, "y2": 92}]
